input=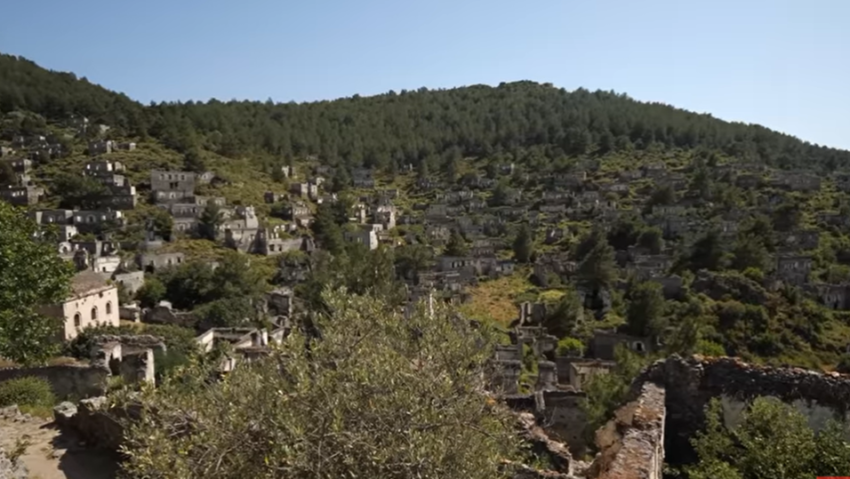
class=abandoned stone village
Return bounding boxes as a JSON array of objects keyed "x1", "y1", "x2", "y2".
[{"x1": 5, "y1": 117, "x2": 850, "y2": 478}]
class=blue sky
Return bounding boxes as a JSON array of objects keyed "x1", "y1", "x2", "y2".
[{"x1": 1, "y1": 0, "x2": 848, "y2": 149}]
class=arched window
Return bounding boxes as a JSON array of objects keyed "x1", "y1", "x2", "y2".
[
  {"x1": 73, "y1": 313, "x2": 81, "y2": 328},
  {"x1": 106, "y1": 302, "x2": 112, "y2": 316},
  {"x1": 91, "y1": 306, "x2": 98, "y2": 322},
  {"x1": 87, "y1": 215, "x2": 95, "y2": 223}
]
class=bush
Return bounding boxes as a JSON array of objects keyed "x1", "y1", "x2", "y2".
[
  {"x1": 0, "y1": 377, "x2": 55, "y2": 408},
  {"x1": 556, "y1": 337, "x2": 584, "y2": 357}
]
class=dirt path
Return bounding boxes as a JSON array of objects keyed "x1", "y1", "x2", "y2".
[{"x1": 0, "y1": 409, "x2": 118, "y2": 479}]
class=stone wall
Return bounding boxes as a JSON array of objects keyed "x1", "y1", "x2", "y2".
[
  {"x1": 632, "y1": 354, "x2": 850, "y2": 465},
  {"x1": 0, "y1": 362, "x2": 109, "y2": 400},
  {"x1": 586, "y1": 382, "x2": 666, "y2": 479}
]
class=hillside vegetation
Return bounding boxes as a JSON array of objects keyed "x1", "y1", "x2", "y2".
[{"x1": 1, "y1": 52, "x2": 848, "y2": 172}]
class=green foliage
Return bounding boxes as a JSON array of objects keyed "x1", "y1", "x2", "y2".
[
  {"x1": 298, "y1": 247, "x2": 406, "y2": 312},
  {"x1": 0, "y1": 161, "x2": 15, "y2": 184},
  {"x1": 580, "y1": 346, "x2": 651, "y2": 442},
  {"x1": 183, "y1": 146, "x2": 206, "y2": 173},
  {"x1": 682, "y1": 229, "x2": 727, "y2": 272},
  {"x1": 512, "y1": 224, "x2": 533, "y2": 263},
  {"x1": 3, "y1": 53, "x2": 850, "y2": 170},
  {"x1": 625, "y1": 282, "x2": 667, "y2": 337},
  {"x1": 543, "y1": 290, "x2": 584, "y2": 338},
  {"x1": 135, "y1": 276, "x2": 166, "y2": 308},
  {"x1": 145, "y1": 207, "x2": 173, "y2": 241},
  {"x1": 196, "y1": 203, "x2": 222, "y2": 241},
  {"x1": 53, "y1": 172, "x2": 109, "y2": 209},
  {"x1": 730, "y1": 235, "x2": 770, "y2": 272},
  {"x1": 637, "y1": 227, "x2": 664, "y2": 254},
  {"x1": 0, "y1": 202, "x2": 74, "y2": 365},
  {"x1": 116, "y1": 289, "x2": 521, "y2": 479},
  {"x1": 575, "y1": 228, "x2": 617, "y2": 292},
  {"x1": 687, "y1": 397, "x2": 850, "y2": 479},
  {"x1": 445, "y1": 230, "x2": 469, "y2": 257},
  {"x1": 556, "y1": 337, "x2": 584, "y2": 357},
  {"x1": 193, "y1": 297, "x2": 256, "y2": 328},
  {"x1": 310, "y1": 202, "x2": 346, "y2": 255},
  {"x1": 0, "y1": 376, "x2": 55, "y2": 408},
  {"x1": 394, "y1": 243, "x2": 435, "y2": 280}
]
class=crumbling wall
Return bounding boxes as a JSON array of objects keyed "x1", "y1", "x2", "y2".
[
  {"x1": 633, "y1": 355, "x2": 850, "y2": 464},
  {"x1": 0, "y1": 362, "x2": 109, "y2": 400},
  {"x1": 587, "y1": 382, "x2": 665, "y2": 479}
]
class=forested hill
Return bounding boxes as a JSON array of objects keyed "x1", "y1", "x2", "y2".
[{"x1": 1, "y1": 52, "x2": 848, "y2": 170}]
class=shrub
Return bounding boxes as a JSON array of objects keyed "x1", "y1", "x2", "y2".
[
  {"x1": 556, "y1": 337, "x2": 585, "y2": 357},
  {"x1": 0, "y1": 376, "x2": 55, "y2": 408}
]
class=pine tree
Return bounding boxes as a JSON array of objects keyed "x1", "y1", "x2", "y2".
[{"x1": 512, "y1": 224, "x2": 533, "y2": 263}]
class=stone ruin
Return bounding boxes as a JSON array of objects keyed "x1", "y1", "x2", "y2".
[{"x1": 489, "y1": 352, "x2": 850, "y2": 478}]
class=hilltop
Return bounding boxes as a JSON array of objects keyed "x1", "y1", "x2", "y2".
[{"x1": 2, "y1": 52, "x2": 848, "y2": 173}]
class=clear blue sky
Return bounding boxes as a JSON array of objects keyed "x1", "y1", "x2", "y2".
[{"x1": 1, "y1": 0, "x2": 848, "y2": 149}]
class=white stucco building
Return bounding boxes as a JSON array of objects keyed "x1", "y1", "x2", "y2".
[{"x1": 41, "y1": 270, "x2": 120, "y2": 340}]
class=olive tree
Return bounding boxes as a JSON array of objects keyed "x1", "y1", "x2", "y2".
[
  {"x1": 0, "y1": 202, "x2": 74, "y2": 364},
  {"x1": 118, "y1": 289, "x2": 522, "y2": 478}
]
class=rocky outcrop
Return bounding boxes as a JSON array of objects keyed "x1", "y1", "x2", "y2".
[
  {"x1": 586, "y1": 383, "x2": 665, "y2": 479},
  {"x1": 518, "y1": 412, "x2": 574, "y2": 473},
  {"x1": 0, "y1": 446, "x2": 28, "y2": 479},
  {"x1": 53, "y1": 397, "x2": 128, "y2": 451}
]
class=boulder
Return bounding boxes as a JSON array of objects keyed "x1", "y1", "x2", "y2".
[{"x1": 53, "y1": 401, "x2": 78, "y2": 428}]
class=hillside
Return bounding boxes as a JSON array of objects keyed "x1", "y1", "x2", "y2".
[
  {"x1": 2, "y1": 52, "x2": 848, "y2": 172},
  {"x1": 5, "y1": 51, "x2": 850, "y2": 374}
]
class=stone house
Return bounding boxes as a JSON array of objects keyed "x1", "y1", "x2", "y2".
[
  {"x1": 286, "y1": 202, "x2": 312, "y2": 220},
  {"x1": 289, "y1": 182, "x2": 319, "y2": 200},
  {"x1": 464, "y1": 197, "x2": 487, "y2": 212},
  {"x1": 416, "y1": 178, "x2": 443, "y2": 191},
  {"x1": 618, "y1": 170, "x2": 642, "y2": 181},
  {"x1": 40, "y1": 270, "x2": 120, "y2": 340},
  {"x1": 436, "y1": 190, "x2": 474, "y2": 204},
  {"x1": 780, "y1": 229, "x2": 819, "y2": 251},
  {"x1": 251, "y1": 230, "x2": 307, "y2": 256},
  {"x1": 0, "y1": 184, "x2": 44, "y2": 205},
  {"x1": 72, "y1": 210, "x2": 124, "y2": 233},
  {"x1": 223, "y1": 206, "x2": 261, "y2": 251},
  {"x1": 88, "y1": 140, "x2": 114, "y2": 155},
  {"x1": 735, "y1": 173, "x2": 762, "y2": 189},
  {"x1": 31, "y1": 209, "x2": 75, "y2": 225},
  {"x1": 641, "y1": 163, "x2": 667, "y2": 178},
  {"x1": 0, "y1": 146, "x2": 13, "y2": 157},
  {"x1": 552, "y1": 171, "x2": 586, "y2": 188},
  {"x1": 812, "y1": 284, "x2": 850, "y2": 310},
  {"x1": 587, "y1": 331, "x2": 653, "y2": 360},
  {"x1": 555, "y1": 357, "x2": 616, "y2": 391},
  {"x1": 464, "y1": 175, "x2": 496, "y2": 190},
  {"x1": 267, "y1": 287, "x2": 294, "y2": 318},
  {"x1": 137, "y1": 252, "x2": 185, "y2": 272},
  {"x1": 343, "y1": 226, "x2": 379, "y2": 250},
  {"x1": 834, "y1": 173, "x2": 850, "y2": 193},
  {"x1": 540, "y1": 203, "x2": 567, "y2": 215},
  {"x1": 113, "y1": 271, "x2": 145, "y2": 296},
  {"x1": 425, "y1": 202, "x2": 450, "y2": 219},
  {"x1": 775, "y1": 255, "x2": 813, "y2": 286},
  {"x1": 469, "y1": 239, "x2": 498, "y2": 258},
  {"x1": 776, "y1": 171, "x2": 821, "y2": 192},
  {"x1": 544, "y1": 227, "x2": 566, "y2": 245},
  {"x1": 1, "y1": 157, "x2": 32, "y2": 173},
  {"x1": 115, "y1": 142, "x2": 137, "y2": 151},
  {"x1": 150, "y1": 170, "x2": 196, "y2": 195},
  {"x1": 532, "y1": 252, "x2": 577, "y2": 287},
  {"x1": 373, "y1": 205, "x2": 397, "y2": 230}
]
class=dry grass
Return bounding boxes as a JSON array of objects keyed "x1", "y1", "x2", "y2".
[{"x1": 460, "y1": 270, "x2": 536, "y2": 325}]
